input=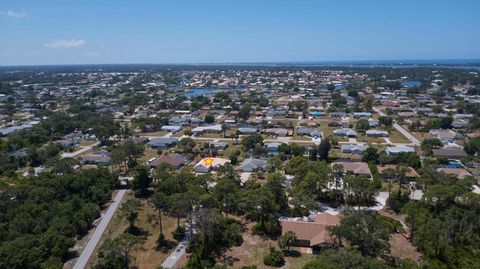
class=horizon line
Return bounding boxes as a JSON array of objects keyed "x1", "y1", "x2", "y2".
[{"x1": 1, "y1": 58, "x2": 480, "y2": 68}]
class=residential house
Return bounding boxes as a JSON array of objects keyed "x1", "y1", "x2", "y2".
[
  {"x1": 353, "y1": 112, "x2": 372, "y2": 118},
  {"x1": 366, "y1": 130, "x2": 389, "y2": 137},
  {"x1": 332, "y1": 161, "x2": 372, "y2": 178},
  {"x1": 148, "y1": 153, "x2": 188, "y2": 169},
  {"x1": 296, "y1": 127, "x2": 323, "y2": 138},
  {"x1": 265, "y1": 142, "x2": 282, "y2": 155},
  {"x1": 333, "y1": 128, "x2": 357, "y2": 138},
  {"x1": 209, "y1": 141, "x2": 228, "y2": 151},
  {"x1": 280, "y1": 213, "x2": 340, "y2": 253},
  {"x1": 330, "y1": 112, "x2": 347, "y2": 117},
  {"x1": 377, "y1": 165, "x2": 419, "y2": 180},
  {"x1": 147, "y1": 137, "x2": 179, "y2": 149},
  {"x1": 240, "y1": 158, "x2": 268, "y2": 172},
  {"x1": 161, "y1": 125, "x2": 183, "y2": 133},
  {"x1": 368, "y1": 118, "x2": 379, "y2": 128},
  {"x1": 432, "y1": 148, "x2": 468, "y2": 159},
  {"x1": 264, "y1": 128, "x2": 289, "y2": 137},
  {"x1": 451, "y1": 119, "x2": 468, "y2": 129},
  {"x1": 194, "y1": 157, "x2": 230, "y2": 173},
  {"x1": 80, "y1": 152, "x2": 112, "y2": 166},
  {"x1": 238, "y1": 127, "x2": 259, "y2": 135},
  {"x1": 341, "y1": 144, "x2": 368, "y2": 155},
  {"x1": 385, "y1": 145, "x2": 415, "y2": 155},
  {"x1": 436, "y1": 167, "x2": 473, "y2": 179},
  {"x1": 429, "y1": 129, "x2": 462, "y2": 143},
  {"x1": 191, "y1": 124, "x2": 223, "y2": 135}
]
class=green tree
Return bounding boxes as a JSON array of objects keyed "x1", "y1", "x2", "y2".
[
  {"x1": 421, "y1": 138, "x2": 443, "y2": 156},
  {"x1": 328, "y1": 212, "x2": 391, "y2": 257},
  {"x1": 178, "y1": 137, "x2": 197, "y2": 154},
  {"x1": 318, "y1": 139, "x2": 331, "y2": 161},
  {"x1": 263, "y1": 246, "x2": 285, "y2": 267},
  {"x1": 355, "y1": 119, "x2": 370, "y2": 132},
  {"x1": 278, "y1": 231, "x2": 297, "y2": 253},
  {"x1": 242, "y1": 133, "x2": 263, "y2": 151},
  {"x1": 237, "y1": 103, "x2": 252, "y2": 121},
  {"x1": 94, "y1": 233, "x2": 143, "y2": 269},
  {"x1": 379, "y1": 116, "x2": 394, "y2": 127},
  {"x1": 362, "y1": 147, "x2": 379, "y2": 163},
  {"x1": 131, "y1": 165, "x2": 152, "y2": 197},
  {"x1": 120, "y1": 199, "x2": 142, "y2": 233},
  {"x1": 204, "y1": 113, "x2": 215, "y2": 124}
]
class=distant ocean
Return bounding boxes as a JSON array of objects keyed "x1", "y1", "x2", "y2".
[{"x1": 210, "y1": 59, "x2": 480, "y2": 70}]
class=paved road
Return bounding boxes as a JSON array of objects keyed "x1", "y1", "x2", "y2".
[
  {"x1": 373, "y1": 107, "x2": 421, "y2": 146},
  {"x1": 161, "y1": 240, "x2": 188, "y2": 268},
  {"x1": 61, "y1": 142, "x2": 100, "y2": 158},
  {"x1": 72, "y1": 189, "x2": 127, "y2": 269}
]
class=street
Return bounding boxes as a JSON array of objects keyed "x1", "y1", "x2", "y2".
[
  {"x1": 61, "y1": 142, "x2": 100, "y2": 159},
  {"x1": 72, "y1": 189, "x2": 127, "y2": 269},
  {"x1": 373, "y1": 107, "x2": 421, "y2": 146}
]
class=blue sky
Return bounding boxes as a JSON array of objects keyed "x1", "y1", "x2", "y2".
[{"x1": 1, "y1": 0, "x2": 479, "y2": 65}]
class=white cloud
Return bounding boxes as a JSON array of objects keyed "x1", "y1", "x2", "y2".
[
  {"x1": 1, "y1": 10, "x2": 27, "y2": 18},
  {"x1": 44, "y1": 39, "x2": 86, "y2": 48}
]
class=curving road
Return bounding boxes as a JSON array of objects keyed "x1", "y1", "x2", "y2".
[{"x1": 72, "y1": 189, "x2": 127, "y2": 269}]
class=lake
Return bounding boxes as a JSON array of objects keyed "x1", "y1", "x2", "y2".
[
  {"x1": 183, "y1": 87, "x2": 243, "y2": 97},
  {"x1": 401, "y1": 81, "x2": 421, "y2": 88}
]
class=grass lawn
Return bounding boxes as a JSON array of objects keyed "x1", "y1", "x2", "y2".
[
  {"x1": 199, "y1": 132, "x2": 224, "y2": 138},
  {"x1": 291, "y1": 135, "x2": 312, "y2": 141},
  {"x1": 216, "y1": 144, "x2": 242, "y2": 159},
  {"x1": 131, "y1": 200, "x2": 183, "y2": 269},
  {"x1": 409, "y1": 131, "x2": 431, "y2": 142},
  {"x1": 85, "y1": 193, "x2": 181, "y2": 269},
  {"x1": 318, "y1": 126, "x2": 348, "y2": 142},
  {"x1": 140, "y1": 148, "x2": 160, "y2": 162},
  {"x1": 357, "y1": 135, "x2": 385, "y2": 144},
  {"x1": 139, "y1": 131, "x2": 168, "y2": 137},
  {"x1": 79, "y1": 140, "x2": 99, "y2": 146},
  {"x1": 389, "y1": 130, "x2": 410, "y2": 143},
  {"x1": 220, "y1": 222, "x2": 313, "y2": 269}
]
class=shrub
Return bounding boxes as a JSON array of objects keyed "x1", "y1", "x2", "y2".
[
  {"x1": 386, "y1": 192, "x2": 410, "y2": 213},
  {"x1": 263, "y1": 246, "x2": 285, "y2": 267},
  {"x1": 172, "y1": 226, "x2": 186, "y2": 241}
]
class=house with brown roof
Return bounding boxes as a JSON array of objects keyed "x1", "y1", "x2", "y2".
[
  {"x1": 331, "y1": 161, "x2": 372, "y2": 179},
  {"x1": 436, "y1": 167, "x2": 473, "y2": 179},
  {"x1": 377, "y1": 165, "x2": 419, "y2": 180},
  {"x1": 432, "y1": 148, "x2": 467, "y2": 159},
  {"x1": 148, "y1": 153, "x2": 188, "y2": 169},
  {"x1": 280, "y1": 213, "x2": 339, "y2": 253}
]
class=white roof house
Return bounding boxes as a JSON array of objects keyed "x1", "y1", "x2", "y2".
[
  {"x1": 366, "y1": 130, "x2": 389, "y2": 137},
  {"x1": 385, "y1": 145, "x2": 415, "y2": 155},
  {"x1": 191, "y1": 124, "x2": 223, "y2": 134},
  {"x1": 240, "y1": 158, "x2": 267, "y2": 172},
  {"x1": 161, "y1": 125, "x2": 183, "y2": 132},
  {"x1": 341, "y1": 144, "x2": 368, "y2": 155},
  {"x1": 333, "y1": 128, "x2": 357, "y2": 137},
  {"x1": 194, "y1": 157, "x2": 230, "y2": 173}
]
